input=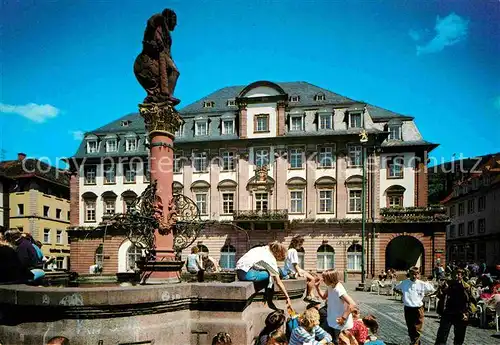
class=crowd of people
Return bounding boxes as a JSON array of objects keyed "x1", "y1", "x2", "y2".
[{"x1": 0, "y1": 229, "x2": 56, "y2": 283}]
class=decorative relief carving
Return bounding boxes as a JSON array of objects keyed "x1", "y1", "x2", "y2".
[{"x1": 139, "y1": 100, "x2": 183, "y2": 136}]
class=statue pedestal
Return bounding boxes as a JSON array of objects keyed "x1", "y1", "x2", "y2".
[{"x1": 139, "y1": 100, "x2": 183, "y2": 280}]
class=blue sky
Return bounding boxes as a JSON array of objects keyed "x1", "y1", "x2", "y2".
[{"x1": 1, "y1": 0, "x2": 499, "y2": 167}]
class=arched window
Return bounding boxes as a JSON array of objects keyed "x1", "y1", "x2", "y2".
[
  {"x1": 95, "y1": 244, "x2": 104, "y2": 266},
  {"x1": 198, "y1": 245, "x2": 209, "y2": 253},
  {"x1": 317, "y1": 244, "x2": 335, "y2": 271},
  {"x1": 347, "y1": 244, "x2": 362, "y2": 271},
  {"x1": 220, "y1": 244, "x2": 236, "y2": 270},
  {"x1": 126, "y1": 245, "x2": 143, "y2": 271},
  {"x1": 297, "y1": 247, "x2": 305, "y2": 270}
]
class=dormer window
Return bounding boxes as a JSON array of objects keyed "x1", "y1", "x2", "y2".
[
  {"x1": 125, "y1": 138, "x2": 138, "y2": 152},
  {"x1": 121, "y1": 120, "x2": 132, "y2": 127},
  {"x1": 87, "y1": 140, "x2": 98, "y2": 154},
  {"x1": 388, "y1": 124, "x2": 402, "y2": 140},
  {"x1": 289, "y1": 95, "x2": 300, "y2": 103},
  {"x1": 289, "y1": 114, "x2": 304, "y2": 132},
  {"x1": 318, "y1": 113, "x2": 333, "y2": 130},
  {"x1": 226, "y1": 99, "x2": 236, "y2": 107},
  {"x1": 175, "y1": 123, "x2": 184, "y2": 137},
  {"x1": 195, "y1": 120, "x2": 209, "y2": 136},
  {"x1": 222, "y1": 119, "x2": 235, "y2": 135},
  {"x1": 106, "y1": 139, "x2": 118, "y2": 153},
  {"x1": 314, "y1": 93, "x2": 326, "y2": 101},
  {"x1": 203, "y1": 101, "x2": 215, "y2": 108},
  {"x1": 349, "y1": 112, "x2": 362, "y2": 128}
]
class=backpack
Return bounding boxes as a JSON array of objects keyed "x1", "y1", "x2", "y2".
[{"x1": 285, "y1": 316, "x2": 299, "y2": 340}]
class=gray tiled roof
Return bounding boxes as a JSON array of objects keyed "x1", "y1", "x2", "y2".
[{"x1": 73, "y1": 81, "x2": 417, "y2": 159}]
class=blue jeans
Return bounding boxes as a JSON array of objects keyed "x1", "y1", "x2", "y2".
[{"x1": 236, "y1": 269, "x2": 269, "y2": 282}]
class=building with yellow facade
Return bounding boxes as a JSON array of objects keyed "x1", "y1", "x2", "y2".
[{"x1": 0, "y1": 153, "x2": 71, "y2": 269}]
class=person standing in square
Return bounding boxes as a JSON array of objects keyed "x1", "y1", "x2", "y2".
[{"x1": 394, "y1": 266, "x2": 435, "y2": 345}]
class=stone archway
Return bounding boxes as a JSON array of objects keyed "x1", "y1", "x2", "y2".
[{"x1": 385, "y1": 235, "x2": 424, "y2": 273}]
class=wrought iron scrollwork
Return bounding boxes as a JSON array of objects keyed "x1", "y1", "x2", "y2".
[{"x1": 105, "y1": 181, "x2": 205, "y2": 254}]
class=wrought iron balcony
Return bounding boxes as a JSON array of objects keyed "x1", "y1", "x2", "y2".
[
  {"x1": 233, "y1": 209, "x2": 288, "y2": 221},
  {"x1": 379, "y1": 206, "x2": 449, "y2": 223}
]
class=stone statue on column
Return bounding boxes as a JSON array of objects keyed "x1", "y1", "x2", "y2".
[{"x1": 134, "y1": 8, "x2": 180, "y2": 105}]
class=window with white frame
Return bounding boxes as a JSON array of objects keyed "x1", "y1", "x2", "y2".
[
  {"x1": 467, "y1": 199, "x2": 475, "y2": 214},
  {"x1": 318, "y1": 190, "x2": 334, "y2": 213},
  {"x1": 222, "y1": 119, "x2": 234, "y2": 135},
  {"x1": 478, "y1": 196, "x2": 486, "y2": 211},
  {"x1": 222, "y1": 151, "x2": 235, "y2": 171},
  {"x1": 314, "y1": 93, "x2": 326, "y2": 101},
  {"x1": 255, "y1": 148, "x2": 269, "y2": 167},
  {"x1": 95, "y1": 244, "x2": 104, "y2": 266},
  {"x1": 84, "y1": 165, "x2": 97, "y2": 184},
  {"x1": 255, "y1": 114, "x2": 269, "y2": 132},
  {"x1": 43, "y1": 206, "x2": 50, "y2": 217},
  {"x1": 103, "y1": 163, "x2": 116, "y2": 184},
  {"x1": 104, "y1": 199, "x2": 115, "y2": 215},
  {"x1": 348, "y1": 145, "x2": 362, "y2": 167},
  {"x1": 289, "y1": 95, "x2": 300, "y2": 102},
  {"x1": 317, "y1": 244, "x2": 335, "y2": 271},
  {"x1": 478, "y1": 218, "x2": 485, "y2": 233},
  {"x1": 387, "y1": 156, "x2": 404, "y2": 178},
  {"x1": 125, "y1": 138, "x2": 138, "y2": 152},
  {"x1": 123, "y1": 163, "x2": 136, "y2": 183},
  {"x1": 203, "y1": 101, "x2": 215, "y2": 108},
  {"x1": 349, "y1": 190, "x2": 362, "y2": 213},
  {"x1": 127, "y1": 245, "x2": 142, "y2": 271},
  {"x1": 319, "y1": 114, "x2": 332, "y2": 130},
  {"x1": 255, "y1": 193, "x2": 268, "y2": 212},
  {"x1": 458, "y1": 203, "x2": 464, "y2": 216},
  {"x1": 318, "y1": 146, "x2": 334, "y2": 168},
  {"x1": 43, "y1": 228, "x2": 51, "y2": 244},
  {"x1": 226, "y1": 99, "x2": 236, "y2": 107},
  {"x1": 220, "y1": 244, "x2": 236, "y2": 269},
  {"x1": 195, "y1": 193, "x2": 208, "y2": 215},
  {"x1": 193, "y1": 152, "x2": 208, "y2": 172},
  {"x1": 388, "y1": 194, "x2": 403, "y2": 208},
  {"x1": 222, "y1": 193, "x2": 234, "y2": 214},
  {"x1": 290, "y1": 115, "x2": 304, "y2": 132},
  {"x1": 290, "y1": 190, "x2": 304, "y2": 213},
  {"x1": 349, "y1": 113, "x2": 362, "y2": 128},
  {"x1": 289, "y1": 148, "x2": 303, "y2": 169},
  {"x1": 124, "y1": 198, "x2": 135, "y2": 213},
  {"x1": 174, "y1": 123, "x2": 184, "y2": 137},
  {"x1": 143, "y1": 161, "x2": 150, "y2": 182},
  {"x1": 174, "y1": 153, "x2": 183, "y2": 173},
  {"x1": 87, "y1": 140, "x2": 98, "y2": 153},
  {"x1": 389, "y1": 125, "x2": 402, "y2": 140},
  {"x1": 106, "y1": 139, "x2": 117, "y2": 152},
  {"x1": 347, "y1": 244, "x2": 362, "y2": 271},
  {"x1": 195, "y1": 121, "x2": 208, "y2": 136},
  {"x1": 56, "y1": 230, "x2": 63, "y2": 244},
  {"x1": 56, "y1": 257, "x2": 64, "y2": 269},
  {"x1": 84, "y1": 199, "x2": 96, "y2": 222}
]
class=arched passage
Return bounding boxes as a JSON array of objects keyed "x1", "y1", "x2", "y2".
[{"x1": 385, "y1": 236, "x2": 424, "y2": 273}]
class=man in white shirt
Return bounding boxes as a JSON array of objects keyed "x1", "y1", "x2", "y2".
[{"x1": 394, "y1": 266, "x2": 435, "y2": 345}]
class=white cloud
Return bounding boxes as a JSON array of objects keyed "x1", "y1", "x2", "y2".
[
  {"x1": 68, "y1": 130, "x2": 85, "y2": 141},
  {"x1": 0, "y1": 102, "x2": 60, "y2": 123},
  {"x1": 408, "y1": 29, "x2": 421, "y2": 41},
  {"x1": 416, "y1": 13, "x2": 469, "y2": 55}
]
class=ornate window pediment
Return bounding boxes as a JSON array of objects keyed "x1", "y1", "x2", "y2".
[{"x1": 315, "y1": 176, "x2": 337, "y2": 188}]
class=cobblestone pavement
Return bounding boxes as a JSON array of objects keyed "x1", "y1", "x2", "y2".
[{"x1": 346, "y1": 284, "x2": 499, "y2": 345}]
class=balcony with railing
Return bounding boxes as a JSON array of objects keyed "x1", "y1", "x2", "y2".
[
  {"x1": 379, "y1": 206, "x2": 450, "y2": 223},
  {"x1": 233, "y1": 209, "x2": 288, "y2": 221}
]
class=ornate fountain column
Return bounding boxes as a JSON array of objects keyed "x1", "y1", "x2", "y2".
[{"x1": 139, "y1": 101, "x2": 182, "y2": 279}]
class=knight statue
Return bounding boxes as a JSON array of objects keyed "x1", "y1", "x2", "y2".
[{"x1": 134, "y1": 8, "x2": 180, "y2": 105}]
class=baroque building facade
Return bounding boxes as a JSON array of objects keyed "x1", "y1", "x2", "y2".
[
  {"x1": 68, "y1": 81, "x2": 447, "y2": 279},
  {"x1": 442, "y1": 153, "x2": 500, "y2": 268},
  {"x1": 0, "y1": 153, "x2": 71, "y2": 268}
]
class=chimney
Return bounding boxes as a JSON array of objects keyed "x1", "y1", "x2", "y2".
[{"x1": 17, "y1": 153, "x2": 26, "y2": 161}]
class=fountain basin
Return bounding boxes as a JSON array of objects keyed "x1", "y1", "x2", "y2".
[{"x1": 0, "y1": 279, "x2": 306, "y2": 345}]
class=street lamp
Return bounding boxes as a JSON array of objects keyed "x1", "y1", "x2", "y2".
[{"x1": 360, "y1": 130, "x2": 368, "y2": 285}]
